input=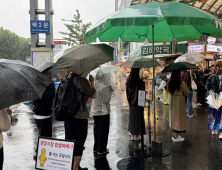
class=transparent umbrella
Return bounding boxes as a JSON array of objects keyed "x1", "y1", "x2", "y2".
[{"x1": 174, "y1": 52, "x2": 205, "y2": 64}]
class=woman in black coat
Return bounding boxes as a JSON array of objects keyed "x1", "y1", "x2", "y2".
[{"x1": 126, "y1": 68, "x2": 145, "y2": 141}]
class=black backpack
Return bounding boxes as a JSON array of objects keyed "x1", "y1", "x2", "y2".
[{"x1": 52, "y1": 74, "x2": 85, "y2": 121}]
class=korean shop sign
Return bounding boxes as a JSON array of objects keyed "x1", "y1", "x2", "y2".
[
  {"x1": 141, "y1": 45, "x2": 171, "y2": 56},
  {"x1": 35, "y1": 137, "x2": 75, "y2": 170},
  {"x1": 119, "y1": 39, "x2": 124, "y2": 51},
  {"x1": 31, "y1": 20, "x2": 50, "y2": 34}
]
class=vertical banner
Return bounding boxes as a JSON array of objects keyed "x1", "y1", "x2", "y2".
[
  {"x1": 148, "y1": 79, "x2": 153, "y2": 101},
  {"x1": 138, "y1": 90, "x2": 146, "y2": 107},
  {"x1": 115, "y1": 43, "x2": 118, "y2": 64},
  {"x1": 35, "y1": 137, "x2": 75, "y2": 170},
  {"x1": 145, "y1": 80, "x2": 149, "y2": 100}
]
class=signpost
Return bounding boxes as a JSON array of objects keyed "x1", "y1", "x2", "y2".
[
  {"x1": 35, "y1": 137, "x2": 75, "y2": 170},
  {"x1": 31, "y1": 20, "x2": 50, "y2": 34}
]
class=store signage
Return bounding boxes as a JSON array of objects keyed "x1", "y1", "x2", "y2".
[
  {"x1": 188, "y1": 45, "x2": 205, "y2": 53},
  {"x1": 207, "y1": 37, "x2": 216, "y2": 44},
  {"x1": 119, "y1": 39, "x2": 124, "y2": 51},
  {"x1": 115, "y1": 44, "x2": 118, "y2": 64},
  {"x1": 145, "y1": 80, "x2": 153, "y2": 101},
  {"x1": 207, "y1": 45, "x2": 222, "y2": 52},
  {"x1": 205, "y1": 54, "x2": 214, "y2": 60},
  {"x1": 138, "y1": 90, "x2": 146, "y2": 106},
  {"x1": 141, "y1": 45, "x2": 171, "y2": 56},
  {"x1": 35, "y1": 137, "x2": 75, "y2": 170},
  {"x1": 53, "y1": 41, "x2": 66, "y2": 44},
  {"x1": 31, "y1": 20, "x2": 50, "y2": 34}
]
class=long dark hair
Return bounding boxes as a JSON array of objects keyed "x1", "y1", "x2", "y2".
[
  {"x1": 167, "y1": 70, "x2": 182, "y2": 95},
  {"x1": 126, "y1": 68, "x2": 140, "y2": 87}
]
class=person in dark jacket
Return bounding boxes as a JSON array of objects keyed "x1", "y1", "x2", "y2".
[
  {"x1": 32, "y1": 69, "x2": 55, "y2": 158},
  {"x1": 126, "y1": 68, "x2": 145, "y2": 141}
]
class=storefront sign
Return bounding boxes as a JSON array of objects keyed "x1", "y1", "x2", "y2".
[
  {"x1": 188, "y1": 45, "x2": 205, "y2": 52},
  {"x1": 205, "y1": 53, "x2": 214, "y2": 60},
  {"x1": 119, "y1": 39, "x2": 124, "y2": 51},
  {"x1": 138, "y1": 90, "x2": 146, "y2": 106},
  {"x1": 35, "y1": 137, "x2": 75, "y2": 170},
  {"x1": 53, "y1": 41, "x2": 66, "y2": 44},
  {"x1": 207, "y1": 37, "x2": 216, "y2": 44},
  {"x1": 207, "y1": 44, "x2": 222, "y2": 52},
  {"x1": 141, "y1": 45, "x2": 171, "y2": 56}
]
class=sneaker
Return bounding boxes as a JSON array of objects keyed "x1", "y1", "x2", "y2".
[
  {"x1": 131, "y1": 136, "x2": 135, "y2": 141},
  {"x1": 193, "y1": 106, "x2": 197, "y2": 109},
  {"x1": 33, "y1": 152, "x2": 37, "y2": 159},
  {"x1": 79, "y1": 167, "x2": 88, "y2": 170},
  {"x1": 197, "y1": 103, "x2": 202, "y2": 106},
  {"x1": 219, "y1": 133, "x2": 222, "y2": 139},
  {"x1": 172, "y1": 136, "x2": 184, "y2": 142},
  {"x1": 187, "y1": 114, "x2": 193, "y2": 117},
  {"x1": 212, "y1": 129, "x2": 218, "y2": 135},
  {"x1": 97, "y1": 149, "x2": 109, "y2": 155}
]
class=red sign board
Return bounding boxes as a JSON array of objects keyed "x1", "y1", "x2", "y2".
[
  {"x1": 53, "y1": 41, "x2": 66, "y2": 44},
  {"x1": 205, "y1": 53, "x2": 214, "y2": 60}
]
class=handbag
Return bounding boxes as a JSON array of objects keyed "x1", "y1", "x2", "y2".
[{"x1": 190, "y1": 71, "x2": 197, "y2": 91}]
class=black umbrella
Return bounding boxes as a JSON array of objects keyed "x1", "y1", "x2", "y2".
[
  {"x1": 37, "y1": 62, "x2": 60, "y2": 81},
  {"x1": 162, "y1": 62, "x2": 197, "y2": 72},
  {"x1": 0, "y1": 59, "x2": 52, "y2": 110}
]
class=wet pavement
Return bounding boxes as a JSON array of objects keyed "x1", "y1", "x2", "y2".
[{"x1": 3, "y1": 88, "x2": 222, "y2": 170}]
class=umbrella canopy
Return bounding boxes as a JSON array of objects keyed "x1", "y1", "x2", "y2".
[
  {"x1": 84, "y1": 2, "x2": 222, "y2": 43},
  {"x1": 53, "y1": 44, "x2": 114, "y2": 75},
  {"x1": 88, "y1": 65, "x2": 125, "y2": 86},
  {"x1": 0, "y1": 59, "x2": 52, "y2": 110},
  {"x1": 174, "y1": 52, "x2": 205, "y2": 64},
  {"x1": 123, "y1": 58, "x2": 161, "y2": 68},
  {"x1": 162, "y1": 62, "x2": 197, "y2": 72},
  {"x1": 37, "y1": 62, "x2": 60, "y2": 80}
]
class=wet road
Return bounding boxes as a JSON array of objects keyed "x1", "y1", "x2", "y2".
[{"x1": 3, "y1": 88, "x2": 222, "y2": 170}]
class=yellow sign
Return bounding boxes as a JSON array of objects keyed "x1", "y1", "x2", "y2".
[{"x1": 145, "y1": 79, "x2": 153, "y2": 101}]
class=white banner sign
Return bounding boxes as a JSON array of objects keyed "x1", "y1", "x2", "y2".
[
  {"x1": 188, "y1": 45, "x2": 205, "y2": 53},
  {"x1": 207, "y1": 44, "x2": 222, "y2": 53},
  {"x1": 35, "y1": 137, "x2": 75, "y2": 170},
  {"x1": 138, "y1": 90, "x2": 146, "y2": 107}
]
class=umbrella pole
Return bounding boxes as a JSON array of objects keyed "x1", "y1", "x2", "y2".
[{"x1": 152, "y1": 25, "x2": 156, "y2": 141}]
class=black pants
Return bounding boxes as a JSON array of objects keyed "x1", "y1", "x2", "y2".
[
  {"x1": 35, "y1": 117, "x2": 52, "y2": 152},
  {"x1": 0, "y1": 147, "x2": 3, "y2": 170},
  {"x1": 64, "y1": 118, "x2": 88, "y2": 156},
  {"x1": 93, "y1": 114, "x2": 110, "y2": 153}
]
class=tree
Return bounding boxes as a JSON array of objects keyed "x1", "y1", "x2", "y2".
[
  {"x1": 60, "y1": 10, "x2": 91, "y2": 46},
  {"x1": 0, "y1": 27, "x2": 30, "y2": 61}
]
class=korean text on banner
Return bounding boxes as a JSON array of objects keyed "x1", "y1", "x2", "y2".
[
  {"x1": 148, "y1": 80, "x2": 153, "y2": 101},
  {"x1": 35, "y1": 137, "x2": 75, "y2": 170}
]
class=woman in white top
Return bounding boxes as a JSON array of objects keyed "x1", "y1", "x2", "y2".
[{"x1": 0, "y1": 109, "x2": 11, "y2": 170}]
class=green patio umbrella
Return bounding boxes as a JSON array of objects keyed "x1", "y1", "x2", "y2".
[
  {"x1": 162, "y1": 62, "x2": 197, "y2": 72},
  {"x1": 84, "y1": 1, "x2": 222, "y2": 149}
]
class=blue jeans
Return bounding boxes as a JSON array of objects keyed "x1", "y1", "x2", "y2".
[{"x1": 186, "y1": 91, "x2": 193, "y2": 116}]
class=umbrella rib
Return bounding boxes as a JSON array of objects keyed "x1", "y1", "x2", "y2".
[
  {"x1": 97, "y1": 25, "x2": 113, "y2": 40},
  {"x1": 120, "y1": 26, "x2": 129, "y2": 41},
  {"x1": 3, "y1": 64, "x2": 41, "y2": 97}
]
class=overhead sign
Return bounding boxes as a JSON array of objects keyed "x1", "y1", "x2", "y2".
[
  {"x1": 141, "y1": 45, "x2": 171, "y2": 56},
  {"x1": 207, "y1": 37, "x2": 216, "y2": 44},
  {"x1": 207, "y1": 44, "x2": 222, "y2": 53},
  {"x1": 138, "y1": 90, "x2": 146, "y2": 107},
  {"x1": 188, "y1": 45, "x2": 205, "y2": 53},
  {"x1": 31, "y1": 20, "x2": 50, "y2": 34},
  {"x1": 53, "y1": 41, "x2": 66, "y2": 44},
  {"x1": 35, "y1": 137, "x2": 75, "y2": 170}
]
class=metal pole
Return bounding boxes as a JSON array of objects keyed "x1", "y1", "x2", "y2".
[
  {"x1": 148, "y1": 101, "x2": 151, "y2": 144},
  {"x1": 152, "y1": 25, "x2": 156, "y2": 141},
  {"x1": 141, "y1": 111, "x2": 144, "y2": 153}
]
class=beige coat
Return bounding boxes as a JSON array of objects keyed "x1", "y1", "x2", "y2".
[{"x1": 168, "y1": 81, "x2": 190, "y2": 131}]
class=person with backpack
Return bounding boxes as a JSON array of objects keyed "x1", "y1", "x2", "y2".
[
  {"x1": 90, "y1": 71, "x2": 112, "y2": 155},
  {"x1": 32, "y1": 69, "x2": 55, "y2": 158},
  {"x1": 62, "y1": 72, "x2": 96, "y2": 170}
]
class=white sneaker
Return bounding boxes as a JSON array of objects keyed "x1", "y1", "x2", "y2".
[
  {"x1": 172, "y1": 135, "x2": 184, "y2": 142},
  {"x1": 134, "y1": 136, "x2": 141, "y2": 141},
  {"x1": 197, "y1": 103, "x2": 202, "y2": 106},
  {"x1": 219, "y1": 133, "x2": 222, "y2": 139},
  {"x1": 212, "y1": 129, "x2": 218, "y2": 135}
]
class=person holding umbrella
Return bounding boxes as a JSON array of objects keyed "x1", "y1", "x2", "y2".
[
  {"x1": 90, "y1": 70, "x2": 112, "y2": 154},
  {"x1": 32, "y1": 66, "x2": 55, "y2": 159},
  {"x1": 167, "y1": 70, "x2": 190, "y2": 142},
  {"x1": 126, "y1": 68, "x2": 145, "y2": 140}
]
